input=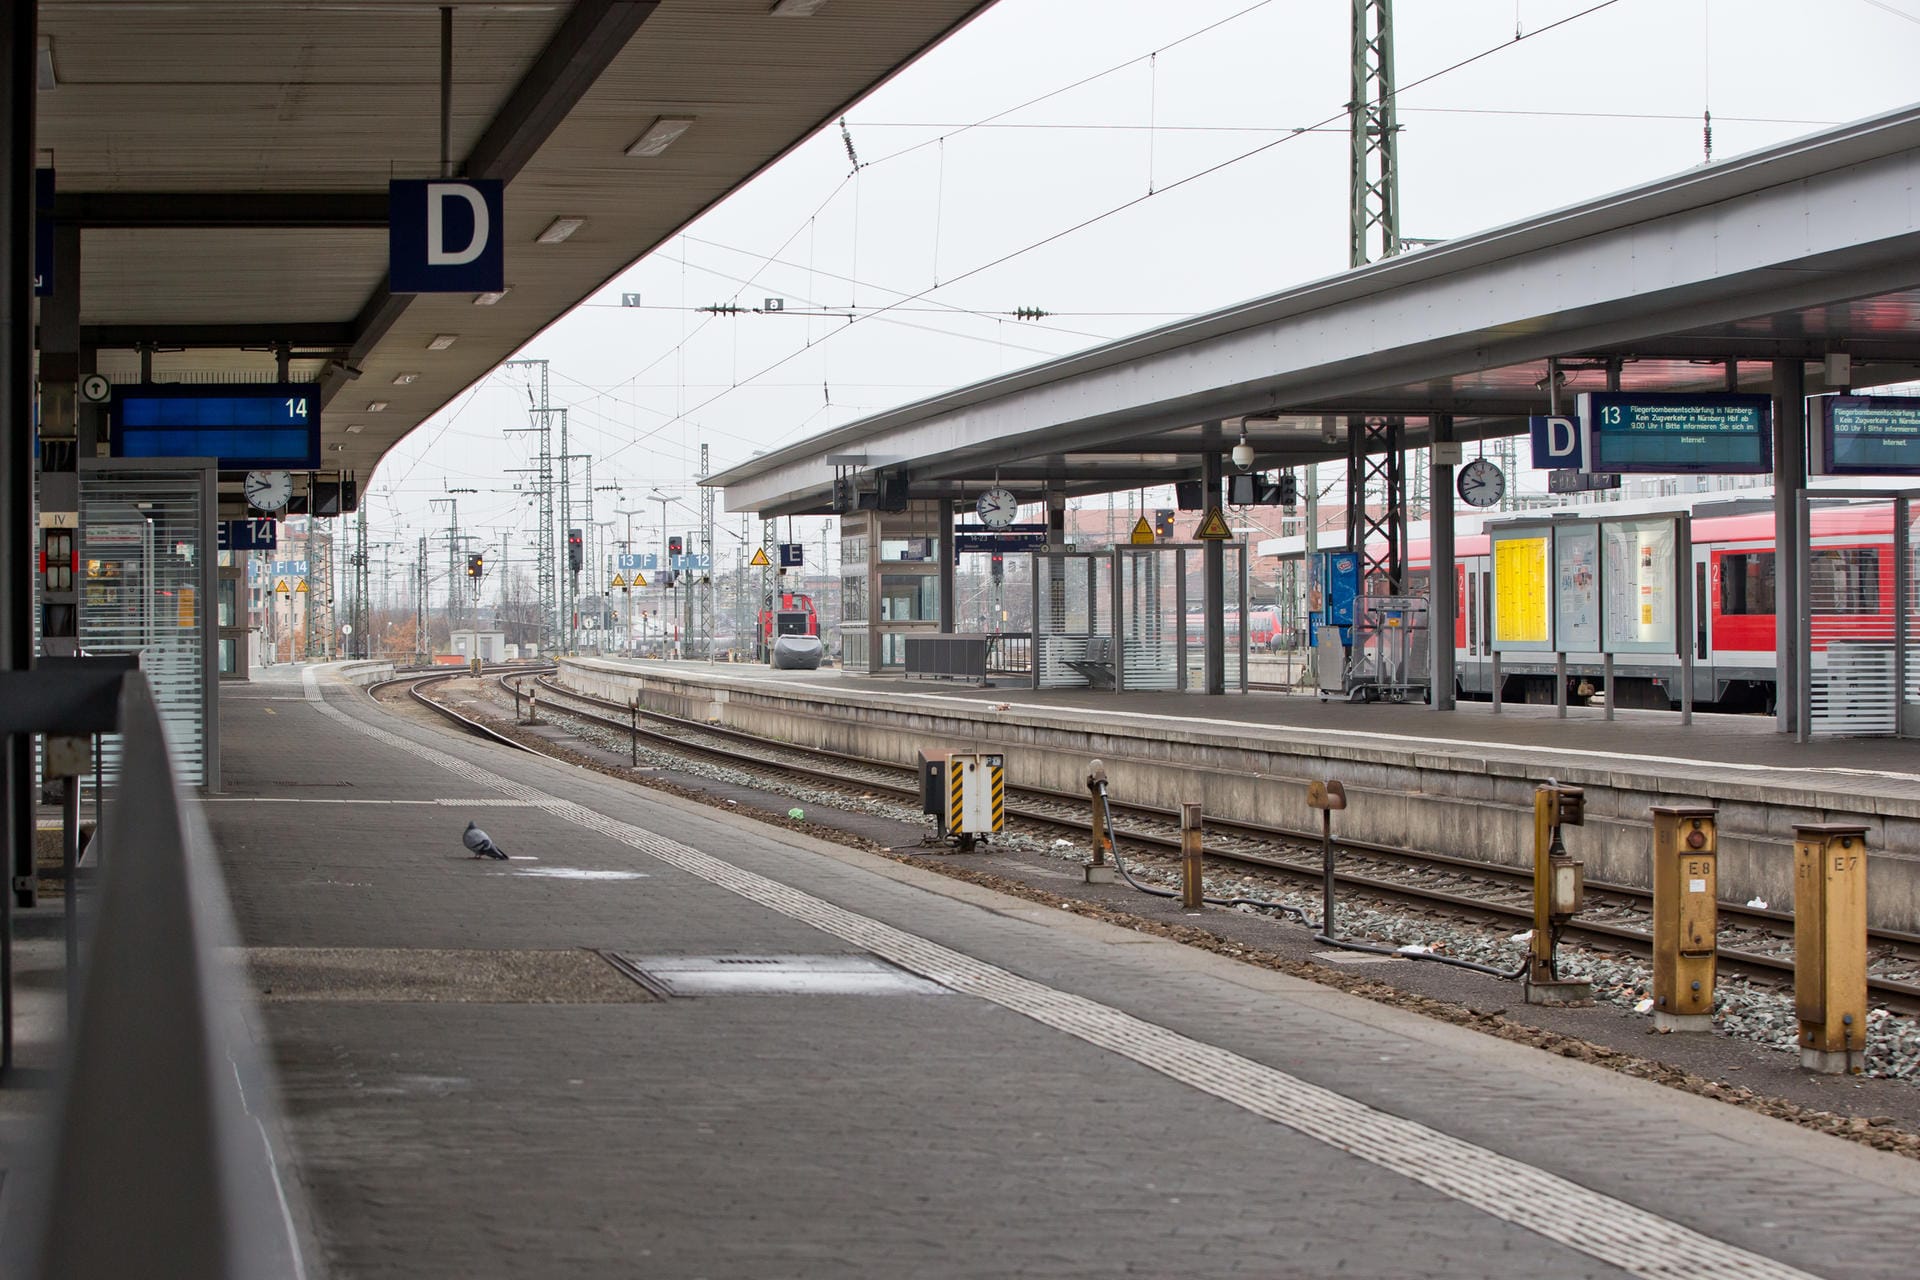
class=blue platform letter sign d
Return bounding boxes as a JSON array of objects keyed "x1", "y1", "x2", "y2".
[{"x1": 389, "y1": 178, "x2": 505, "y2": 294}]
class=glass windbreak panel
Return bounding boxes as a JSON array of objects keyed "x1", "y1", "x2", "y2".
[
  {"x1": 1032, "y1": 552, "x2": 1111, "y2": 689},
  {"x1": 842, "y1": 627, "x2": 870, "y2": 672},
  {"x1": 1808, "y1": 502, "x2": 1896, "y2": 737},
  {"x1": 219, "y1": 636, "x2": 240, "y2": 675},
  {"x1": 842, "y1": 573, "x2": 868, "y2": 622},
  {"x1": 80, "y1": 467, "x2": 208, "y2": 787},
  {"x1": 1119, "y1": 548, "x2": 1177, "y2": 691},
  {"x1": 1907, "y1": 505, "x2": 1920, "y2": 725},
  {"x1": 217, "y1": 577, "x2": 239, "y2": 627},
  {"x1": 879, "y1": 573, "x2": 938, "y2": 621},
  {"x1": 1809, "y1": 548, "x2": 1880, "y2": 615}
]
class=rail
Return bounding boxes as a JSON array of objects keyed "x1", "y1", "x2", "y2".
[{"x1": 8, "y1": 669, "x2": 307, "y2": 1278}]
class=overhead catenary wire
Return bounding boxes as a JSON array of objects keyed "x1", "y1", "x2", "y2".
[{"x1": 596, "y1": 0, "x2": 1627, "y2": 472}]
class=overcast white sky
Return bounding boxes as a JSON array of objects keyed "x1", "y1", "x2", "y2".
[{"x1": 363, "y1": 0, "x2": 1920, "y2": 566}]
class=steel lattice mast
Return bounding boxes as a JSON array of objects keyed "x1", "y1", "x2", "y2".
[{"x1": 1346, "y1": 0, "x2": 1410, "y2": 592}]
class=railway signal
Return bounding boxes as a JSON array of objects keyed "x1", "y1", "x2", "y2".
[{"x1": 566, "y1": 529, "x2": 583, "y2": 572}]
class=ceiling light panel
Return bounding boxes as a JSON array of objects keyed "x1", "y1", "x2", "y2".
[
  {"x1": 427, "y1": 334, "x2": 457, "y2": 350},
  {"x1": 626, "y1": 115, "x2": 696, "y2": 157},
  {"x1": 536, "y1": 217, "x2": 585, "y2": 244}
]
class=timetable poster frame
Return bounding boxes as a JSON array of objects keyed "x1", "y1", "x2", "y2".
[
  {"x1": 1553, "y1": 522, "x2": 1602, "y2": 653},
  {"x1": 1488, "y1": 524, "x2": 1555, "y2": 653},
  {"x1": 1600, "y1": 515, "x2": 1682, "y2": 655}
]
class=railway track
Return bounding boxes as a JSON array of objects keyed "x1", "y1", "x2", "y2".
[{"x1": 389, "y1": 666, "x2": 1920, "y2": 1010}]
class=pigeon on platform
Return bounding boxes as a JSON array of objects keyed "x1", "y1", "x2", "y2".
[{"x1": 463, "y1": 821, "x2": 510, "y2": 861}]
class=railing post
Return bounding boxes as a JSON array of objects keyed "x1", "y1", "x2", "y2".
[
  {"x1": 630, "y1": 697, "x2": 639, "y2": 767},
  {"x1": 1085, "y1": 760, "x2": 1114, "y2": 884},
  {"x1": 1180, "y1": 803, "x2": 1203, "y2": 908},
  {"x1": 1307, "y1": 779, "x2": 1347, "y2": 936}
]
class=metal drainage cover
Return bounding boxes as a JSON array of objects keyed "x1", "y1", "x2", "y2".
[{"x1": 611, "y1": 953, "x2": 948, "y2": 998}]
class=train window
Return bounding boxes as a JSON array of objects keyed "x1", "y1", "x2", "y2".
[
  {"x1": 1718, "y1": 552, "x2": 1775, "y2": 615},
  {"x1": 1810, "y1": 548, "x2": 1881, "y2": 615}
]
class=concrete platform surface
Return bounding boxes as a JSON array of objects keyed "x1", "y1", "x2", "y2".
[{"x1": 208, "y1": 663, "x2": 1920, "y2": 1279}]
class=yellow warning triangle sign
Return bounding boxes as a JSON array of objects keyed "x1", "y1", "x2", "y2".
[
  {"x1": 294, "y1": 578, "x2": 310, "y2": 593},
  {"x1": 749, "y1": 546, "x2": 771, "y2": 567},
  {"x1": 1129, "y1": 515, "x2": 1155, "y2": 545},
  {"x1": 274, "y1": 579, "x2": 289, "y2": 593},
  {"x1": 610, "y1": 572, "x2": 627, "y2": 588},
  {"x1": 1194, "y1": 505, "x2": 1233, "y2": 541},
  {"x1": 632, "y1": 570, "x2": 648, "y2": 587}
]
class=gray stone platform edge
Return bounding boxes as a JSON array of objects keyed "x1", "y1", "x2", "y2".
[{"x1": 560, "y1": 659, "x2": 1920, "y2": 936}]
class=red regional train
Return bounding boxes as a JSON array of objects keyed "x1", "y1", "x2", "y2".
[
  {"x1": 1389, "y1": 501, "x2": 1905, "y2": 712},
  {"x1": 759, "y1": 590, "x2": 821, "y2": 647}
]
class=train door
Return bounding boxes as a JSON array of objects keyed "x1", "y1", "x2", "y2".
[{"x1": 1457, "y1": 557, "x2": 1490, "y2": 696}]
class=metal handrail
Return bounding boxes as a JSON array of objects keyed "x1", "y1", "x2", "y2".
[{"x1": 16, "y1": 672, "x2": 308, "y2": 1278}]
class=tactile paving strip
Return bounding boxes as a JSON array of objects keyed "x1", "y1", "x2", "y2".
[{"x1": 309, "y1": 673, "x2": 1827, "y2": 1280}]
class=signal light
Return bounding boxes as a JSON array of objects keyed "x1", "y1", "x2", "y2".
[
  {"x1": 466, "y1": 553, "x2": 484, "y2": 578},
  {"x1": 566, "y1": 528, "x2": 584, "y2": 572},
  {"x1": 1154, "y1": 508, "x2": 1174, "y2": 540},
  {"x1": 668, "y1": 535, "x2": 683, "y2": 557}
]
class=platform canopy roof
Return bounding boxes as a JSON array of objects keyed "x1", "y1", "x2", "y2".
[
  {"x1": 709, "y1": 102, "x2": 1920, "y2": 518},
  {"x1": 35, "y1": 0, "x2": 997, "y2": 492}
]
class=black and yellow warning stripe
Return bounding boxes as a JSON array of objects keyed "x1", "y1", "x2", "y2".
[
  {"x1": 948, "y1": 758, "x2": 965, "y2": 835},
  {"x1": 990, "y1": 762, "x2": 1005, "y2": 832}
]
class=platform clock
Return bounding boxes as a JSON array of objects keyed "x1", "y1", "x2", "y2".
[
  {"x1": 975, "y1": 486, "x2": 1019, "y2": 529},
  {"x1": 1456, "y1": 458, "x2": 1505, "y2": 508},
  {"x1": 244, "y1": 469, "x2": 294, "y2": 513}
]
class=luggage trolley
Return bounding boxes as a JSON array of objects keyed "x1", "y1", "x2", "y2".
[{"x1": 1343, "y1": 595, "x2": 1430, "y2": 704}]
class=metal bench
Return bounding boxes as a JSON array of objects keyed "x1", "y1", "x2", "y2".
[{"x1": 1065, "y1": 636, "x2": 1117, "y2": 689}]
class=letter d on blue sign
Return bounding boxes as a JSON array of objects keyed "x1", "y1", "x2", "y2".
[
  {"x1": 1529, "y1": 415, "x2": 1583, "y2": 469},
  {"x1": 389, "y1": 178, "x2": 505, "y2": 293}
]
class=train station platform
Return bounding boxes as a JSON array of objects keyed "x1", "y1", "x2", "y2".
[
  {"x1": 200, "y1": 661, "x2": 1920, "y2": 1278},
  {"x1": 563, "y1": 658, "x2": 1920, "y2": 935}
]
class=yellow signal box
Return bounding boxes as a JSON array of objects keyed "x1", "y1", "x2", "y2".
[
  {"x1": 1794, "y1": 823, "x2": 1870, "y2": 1074},
  {"x1": 1650, "y1": 805, "x2": 1717, "y2": 1030}
]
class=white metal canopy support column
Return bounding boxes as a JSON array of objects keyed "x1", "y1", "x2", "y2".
[
  {"x1": 1774, "y1": 360, "x2": 1806, "y2": 734},
  {"x1": 937, "y1": 498, "x2": 956, "y2": 633},
  {"x1": 1203, "y1": 450, "x2": 1225, "y2": 695},
  {"x1": 1428, "y1": 414, "x2": 1456, "y2": 710}
]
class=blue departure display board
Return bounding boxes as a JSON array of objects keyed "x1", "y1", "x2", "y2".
[
  {"x1": 112, "y1": 383, "x2": 322, "y2": 470},
  {"x1": 1578, "y1": 392, "x2": 1772, "y2": 474},
  {"x1": 1815, "y1": 395, "x2": 1920, "y2": 476}
]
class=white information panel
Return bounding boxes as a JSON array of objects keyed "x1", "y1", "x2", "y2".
[
  {"x1": 1601, "y1": 517, "x2": 1678, "y2": 655},
  {"x1": 1554, "y1": 524, "x2": 1601, "y2": 652}
]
